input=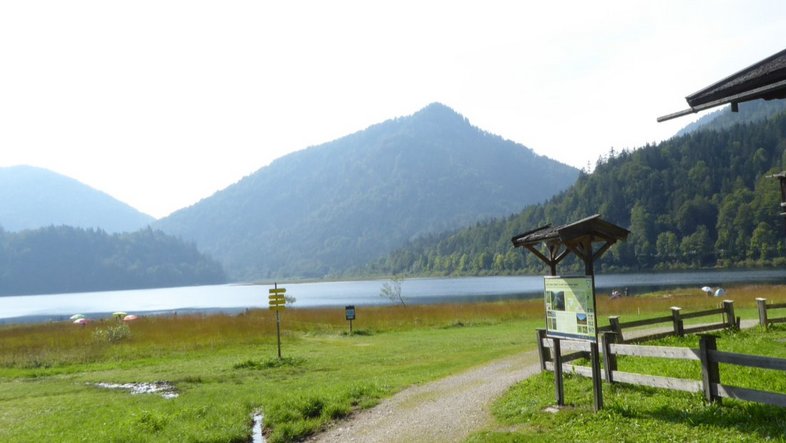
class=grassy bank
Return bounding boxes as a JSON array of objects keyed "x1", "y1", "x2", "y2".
[
  {"x1": 473, "y1": 325, "x2": 786, "y2": 442},
  {"x1": 470, "y1": 284, "x2": 786, "y2": 443},
  {"x1": 1, "y1": 285, "x2": 786, "y2": 442}
]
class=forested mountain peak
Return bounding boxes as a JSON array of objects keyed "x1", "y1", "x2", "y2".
[
  {"x1": 414, "y1": 101, "x2": 463, "y2": 117},
  {"x1": 375, "y1": 105, "x2": 786, "y2": 276},
  {"x1": 155, "y1": 103, "x2": 579, "y2": 280},
  {"x1": 0, "y1": 165, "x2": 154, "y2": 233}
]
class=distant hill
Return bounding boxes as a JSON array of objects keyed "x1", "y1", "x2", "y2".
[
  {"x1": 155, "y1": 103, "x2": 580, "y2": 280},
  {"x1": 675, "y1": 99, "x2": 786, "y2": 137},
  {"x1": 375, "y1": 104, "x2": 786, "y2": 275},
  {"x1": 0, "y1": 165, "x2": 154, "y2": 233},
  {"x1": 0, "y1": 225, "x2": 226, "y2": 296}
]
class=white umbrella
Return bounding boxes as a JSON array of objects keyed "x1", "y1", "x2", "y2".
[
  {"x1": 70, "y1": 314, "x2": 85, "y2": 320},
  {"x1": 73, "y1": 318, "x2": 88, "y2": 325},
  {"x1": 123, "y1": 315, "x2": 138, "y2": 322},
  {"x1": 714, "y1": 288, "x2": 726, "y2": 297}
]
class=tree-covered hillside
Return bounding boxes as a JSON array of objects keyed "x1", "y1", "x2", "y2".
[
  {"x1": 0, "y1": 165, "x2": 154, "y2": 233},
  {"x1": 0, "y1": 226, "x2": 226, "y2": 296},
  {"x1": 155, "y1": 103, "x2": 579, "y2": 280},
  {"x1": 374, "y1": 104, "x2": 786, "y2": 275},
  {"x1": 675, "y1": 100, "x2": 786, "y2": 137}
]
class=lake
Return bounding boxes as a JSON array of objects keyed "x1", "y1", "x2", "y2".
[{"x1": 2, "y1": 268, "x2": 785, "y2": 323}]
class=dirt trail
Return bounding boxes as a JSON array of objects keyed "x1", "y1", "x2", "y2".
[
  {"x1": 307, "y1": 351, "x2": 541, "y2": 443},
  {"x1": 308, "y1": 320, "x2": 758, "y2": 443}
]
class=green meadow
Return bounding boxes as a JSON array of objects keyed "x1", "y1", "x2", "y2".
[
  {"x1": 472, "y1": 323, "x2": 786, "y2": 442},
  {"x1": 1, "y1": 286, "x2": 786, "y2": 442}
]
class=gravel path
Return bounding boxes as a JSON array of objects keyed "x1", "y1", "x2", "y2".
[
  {"x1": 307, "y1": 320, "x2": 758, "y2": 443},
  {"x1": 307, "y1": 350, "x2": 541, "y2": 443}
]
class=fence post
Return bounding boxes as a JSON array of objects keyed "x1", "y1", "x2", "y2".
[
  {"x1": 699, "y1": 334, "x2": 721, "y2": 404},
  {"x1": 552, "y1": 338, "x2": 564, "y2": 406},
  {"x1": 608, "y1": 316, "x2": 623, "y2": 342},
  {"x1": 671, "y1": 307, "x2": 684, "y2": 337},
  {"x1": 536, "y1": 329, "x2": 549, "y2": 371},
  {"x1": 601, "y1": 332, "x2": 617, "y2": 383},
  {"x1": 723, "y1": 300, "x2": 737, "y2": 329},
  {"x1": 756, "y1": 298, "x2": 769, "y2": 330}
]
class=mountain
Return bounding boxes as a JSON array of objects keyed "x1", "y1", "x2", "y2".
[
  {"x1": 0, "y1": 225, "x2": 226, "y2": 296},
  {"x1": 675, "y1": 99, "x2": 786, "y2": 137},
  {"x1": 155, "y1": 103, "x2": 580, "y2": 280},
  {"x1": 0, "y1": 165, "x2": 154, "y2": 233},
  {"x1": 375, "y1": 105, "x2": 786, "y2": 275}
]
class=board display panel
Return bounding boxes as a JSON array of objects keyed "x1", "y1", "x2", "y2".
[{"x1": 544, "y1": 276, "x2": 597, "y2": 341}]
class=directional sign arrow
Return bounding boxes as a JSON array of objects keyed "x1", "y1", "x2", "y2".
[{"x1": 269, "y1": 288, "x2": 287, "y2": 294}]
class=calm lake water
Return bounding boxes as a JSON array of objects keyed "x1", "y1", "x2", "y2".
[{"x1": 2, "y1": 269, "x2": 785, "y2": 323}]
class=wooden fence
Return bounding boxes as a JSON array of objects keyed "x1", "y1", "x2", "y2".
[
  {"x1": 537, "y1": 331, "x2": 786, "y2": 408},
  {"x1": 597, "y1": 300, "x2": 737, "y2": 343},
  {"x1": 757, "y1": 297, "x2": 786, "y2": 330}
]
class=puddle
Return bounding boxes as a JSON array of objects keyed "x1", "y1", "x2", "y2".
[
  {"x1": 94, "y1": 381, "x2": 178, "y2": 399},
  {"x1": 251, "y1": 412, "x2": 265, "y2": 443}
]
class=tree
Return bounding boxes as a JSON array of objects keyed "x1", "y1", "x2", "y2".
[
  {"x1": 656, "y1": 231, "x2": 679, "y2": 264},
  {"x1": 680, "y1": 225, "x2": 713, "y2": 266},
  {"x1": 629, "y1": 203, "x2": 655, "y2": 268},
  {"x1": 379, "y1": 275, "x2": 406, "y2": 306},
  {"x1": 749, "y1": 222, "x2": 776, "y2": 261}
]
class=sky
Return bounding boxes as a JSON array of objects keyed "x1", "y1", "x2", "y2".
[{"x1": 1, "y1": 1, "x2": 785, "y2": 218}]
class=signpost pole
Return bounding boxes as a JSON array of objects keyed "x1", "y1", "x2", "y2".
[
  {"x1": 275, "y1": 310, "x2": 281, "y2": 358},
  {"x1": 590, "y1": 341, "x2": 603, "y2": 411},
  {"x1": 553, "y1": 338, "x2": 564, "y2": 406},
  {"x1": 580, "y1": 238, "x2": 603, "y2": 412},
  {"x1": 275, "y1": 283, "x2": 282, "y2": 358},
  {"x1": 268, "y1": 283, "x2": 287, "y2": 359},
  {"x1": 548, "y1": 267, "x2": 565, "y2": 407}
]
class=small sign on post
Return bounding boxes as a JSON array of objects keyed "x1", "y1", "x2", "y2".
[
  {"x1": 269, "y1": 284, "x2": 287, "y2": 358},
  {"x1": 345, "y1": 305, "x2": 356, "y2": 334}
]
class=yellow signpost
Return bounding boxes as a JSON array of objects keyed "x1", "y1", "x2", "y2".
[{"x1": 269, "y1": 284, "x2": 286, "y2": 358}]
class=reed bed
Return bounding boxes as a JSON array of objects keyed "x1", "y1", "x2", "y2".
[
  {"x1": 2, "y1": 283, "x2": 785, "y2": 369},
  {"x1": 596, "y1": 284, "x2": 786, "y2": 323},
  {"x1": 0, "y1": 300, "x2": 543, "y2": 369}
]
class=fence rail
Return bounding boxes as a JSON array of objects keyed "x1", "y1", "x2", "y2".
[
  {"x1": 537, "y1": 330, "x2": 786, "y2": 409},
  {"x1": 596, "y1": 300, "x2": 737, "y2": 343},
  {"x1": 757, "y1": 298, "x2": 786, "y2": 330}
]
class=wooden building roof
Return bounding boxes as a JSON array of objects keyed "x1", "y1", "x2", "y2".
[{"x1": 658, "y1": 47, "x2": 786, "y2": 122}]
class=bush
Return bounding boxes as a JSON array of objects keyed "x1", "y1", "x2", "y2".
[{"x1": 92, "y1": 323, "x2": 132, "y2": 343}]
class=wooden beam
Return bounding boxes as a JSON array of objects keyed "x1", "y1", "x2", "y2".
[
  {"x1": 716, "y1": 384, "x2": 786, "y2": 408},
  {"x1": 611, "y1": 343, "x2": 701, "y2": 360},
  {"x1": 612, "y1": 371, "x2": 702, "y2": 393}
]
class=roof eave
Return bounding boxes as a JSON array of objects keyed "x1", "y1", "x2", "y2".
[{"x1": 657, "y1": 78, "x2": 786, "y2": 123}]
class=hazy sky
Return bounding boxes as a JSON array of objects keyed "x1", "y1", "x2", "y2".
[{"x1": 2, "y1": 1, "x2": 785, "y2": 218}]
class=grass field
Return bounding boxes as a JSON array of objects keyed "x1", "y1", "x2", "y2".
[
  {"x1": 1, "y1": 284, "x2": 786, "y2": 442},
  {"x1": 0, "y1": 301, "x2": 542, "y2": 442}
]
